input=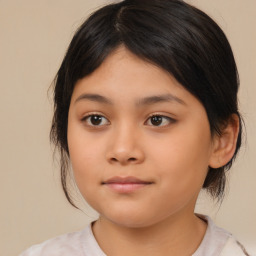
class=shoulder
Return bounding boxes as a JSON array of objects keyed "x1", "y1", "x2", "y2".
[
  {"x1": 193, "y1": 215, "x2": 250, "y2": 256},
  {"x1": 19, "y1": 227, "x2": 88, "y2": 256},
  {"x1": 220, "y1": 236, "x2": 251, "y2": 256},
  {"x1": 19, "y1": 223, "x2": 106, "y2": 256}
]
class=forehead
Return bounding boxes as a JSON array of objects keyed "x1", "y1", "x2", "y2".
[
  {"x1": 70, "y1": 46, "x2": 205, "y2": 114},
  {"x1": 73, "y1": 47, "x2": 185, "y2": 99},
  {"x1": 85, "y1": 47, "x2": 174, "y2": 86}
]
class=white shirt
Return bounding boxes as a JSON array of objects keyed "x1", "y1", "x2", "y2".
[{"x1": 20, "y1": 216, "x2": 249, "y2": 256}]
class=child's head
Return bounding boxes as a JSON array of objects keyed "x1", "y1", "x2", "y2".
[{"x1": 51, "y1": 0, "x2": 242, "y2": 209}]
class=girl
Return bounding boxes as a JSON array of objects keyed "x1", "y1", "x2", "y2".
[{"x1": 21, "y1": 0, "x2": 249, "y2": 255}]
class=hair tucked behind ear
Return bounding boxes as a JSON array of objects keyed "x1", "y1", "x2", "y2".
[{"x1": 50, "y1": 0, "x2": 243, "y2": 207}]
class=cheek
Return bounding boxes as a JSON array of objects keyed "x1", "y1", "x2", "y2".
[
  {"x1": 67, "y1": 124, "x2": 102, "y2": 192},
  {"x1": 151, "y1": 125, "x2": 212, "y2": 192},
  {"x1": 68, "y1": 117, "x2": 104, "y2": 168},
  {"x1": 69, "y1": 147, "x2": 102, "y2": 206},
  {"x1": 69, "y1": 141, "x2": 101, "y2": 179}
]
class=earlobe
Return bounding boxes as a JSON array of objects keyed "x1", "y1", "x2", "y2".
[{"x1": 209, "y1": 114, "x2": 240, "y2": 169}]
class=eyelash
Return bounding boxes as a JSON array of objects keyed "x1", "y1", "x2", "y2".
[
  {"x1": 146, "y1": 114, "x2": 176, "y2": 127},
  {"x1": 81, "y1": 113, "x2": 176, "y2": 128}
]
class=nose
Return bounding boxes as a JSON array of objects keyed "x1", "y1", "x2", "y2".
[{"x1": 106, "y1": 124, "x2": 145, "y2": 166}]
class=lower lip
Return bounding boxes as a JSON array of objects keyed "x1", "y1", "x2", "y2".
[{"x1": 104, "y1": 183, "x2": 151, "y2": 193}]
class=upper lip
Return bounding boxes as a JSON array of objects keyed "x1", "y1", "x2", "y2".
[{"x1": 102, "y1": 176, "x2": 153, "y2": 184}]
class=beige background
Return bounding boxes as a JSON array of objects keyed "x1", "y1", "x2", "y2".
[{"x1": 0, "y1": 1, "x2": 255, "y2": 255}]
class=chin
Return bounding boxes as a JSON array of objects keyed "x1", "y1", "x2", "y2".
[
  {"x1": 100, "y1": 208, "x2": 168, "y2": 229},
  {"x1": 108, "y1": 216, "x2": 155, "y2": 229}
]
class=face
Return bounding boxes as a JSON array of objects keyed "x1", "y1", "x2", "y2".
[{"x1": 68, "y1": 47, "x2": 216, "y2": 228}]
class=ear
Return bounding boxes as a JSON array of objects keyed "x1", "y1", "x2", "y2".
[{"x1": 209, "y1": 114, "x2": 240, "y2": 169}]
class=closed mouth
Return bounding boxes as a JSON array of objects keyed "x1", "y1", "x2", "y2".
[
  {"x1": 102, "y1": 176, "x2": 153, "y2": 193},
  {"x1": 102, "y1": 176, "x2": 153, "y2": 185}
]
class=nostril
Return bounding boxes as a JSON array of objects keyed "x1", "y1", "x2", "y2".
[{"x1": 110, "y1": 157, "x2": 137, "y2": 164}]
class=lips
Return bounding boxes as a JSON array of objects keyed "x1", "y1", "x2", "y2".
[{"x1": 102, "y1": 176, "x2": 153, "y2": 193}]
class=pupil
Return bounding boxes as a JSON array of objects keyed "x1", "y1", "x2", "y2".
[
  {"x1": 151, "y1": 116, "x2": 162, "y2": 126},
  {"x1": 91, "y1": 115, "x2": 102, "y2": 125}
]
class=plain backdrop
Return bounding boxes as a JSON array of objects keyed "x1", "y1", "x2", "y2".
[{"x1": 0, "y1": 1, "x2": 255, "y2": 255}]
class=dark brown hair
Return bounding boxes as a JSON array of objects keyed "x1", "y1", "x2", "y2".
[{"x1": 50, "y1": 0, "x2": 242, "y2": 207}]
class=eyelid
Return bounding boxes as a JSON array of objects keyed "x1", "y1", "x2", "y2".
[
  {"x1": 80, "y1": 112, "x2": 177, "y2": 128},
  {"x1": 81, "y1": 112, "x2": 110, "y2": 127},
  {"x1": 145, "y1": 113, "x2": 177, "y2": 127}
]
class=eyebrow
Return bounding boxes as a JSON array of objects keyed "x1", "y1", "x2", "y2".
[
  {"x1": 75, "y1": 93, "x2": 112, "y2": 105},
  {"x1": 136, "y1": 94, "x2": 186, "y2": 106},
  {"x1": 74, "y1": 93, "x2": 186, "y2": 106}
]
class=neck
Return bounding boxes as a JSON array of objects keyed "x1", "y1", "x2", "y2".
[{"x1": 92, "y1": 212, "x2": 207, "y2": 256}]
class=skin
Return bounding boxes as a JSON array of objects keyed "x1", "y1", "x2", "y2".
[{"x1": 67, "y1": 46, "x2": 239, "y2": 255}]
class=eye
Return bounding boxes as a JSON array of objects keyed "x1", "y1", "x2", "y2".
[
  {"x1": 146, "y1": 115, "x2": 175, "y2": 127},
  {"x1": 81, "y1": 114, "x2": 110, "y2": 126}
]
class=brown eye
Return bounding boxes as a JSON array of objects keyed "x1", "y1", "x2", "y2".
[
  {"x1": 82, "y1": 114, "x2": 109, "y2": 126},
  {"x1": 151, "y1": 116, "x2": 163, "y2": 126},
  {"x1": 146, "y1": 115, "x2": 175, "y2": 127}
]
